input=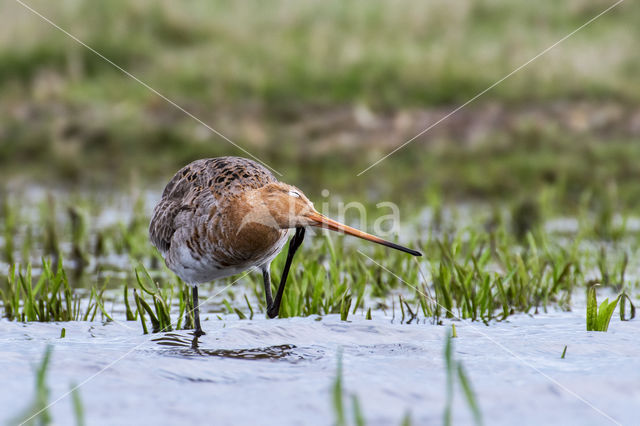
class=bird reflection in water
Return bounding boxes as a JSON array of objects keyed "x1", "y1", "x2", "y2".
[{"x1": 152, "y1": 332, "x2": 299, "y2": 361}]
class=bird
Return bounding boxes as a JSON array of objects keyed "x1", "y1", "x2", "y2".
[{"x1": 149, "y1": 156, "x2": 421, "y2": 336}]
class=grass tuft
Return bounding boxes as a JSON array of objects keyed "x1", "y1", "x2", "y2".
[
  {"x1": 586, "y1": 284, "x2": 621, "y2": 332},
  {"x1": 1, "y1": 259, "x2": 109, "y2": 322}
]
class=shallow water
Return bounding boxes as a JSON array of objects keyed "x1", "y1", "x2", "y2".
[
  {"x1": 1, "y1": 191, "x2": 639, "y2": 424},
  {"x1": 1, "y1": 311, "x2": 638, "y2": 426}
]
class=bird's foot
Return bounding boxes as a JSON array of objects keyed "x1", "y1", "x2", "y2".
[{"x1": 266, "y1": 306, "x2": 279, "y2": 319}]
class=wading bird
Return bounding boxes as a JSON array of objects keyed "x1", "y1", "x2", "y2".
[{"x1": 149, "y1": 157, "x2": 421, "y2": 336}]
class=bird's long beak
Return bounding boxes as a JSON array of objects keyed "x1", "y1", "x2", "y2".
[{"x1": 305, "y1": 211, "x2": 422, "y2": 256}]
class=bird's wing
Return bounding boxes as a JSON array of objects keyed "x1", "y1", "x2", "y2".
[{"x1": 149, "y1": 157, "x2": 276, "y2": 253}]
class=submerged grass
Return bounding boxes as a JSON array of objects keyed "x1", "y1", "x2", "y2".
[
  {"x1": 11, "y1": 346, "x2": 85, "y2": 426},
  {"x1": 12, "y1": 346, "x2": 53, "y2": 426},
  {"x1": 443, "y1": 330, "x2": 482, "y2": 426},
  {"x1": 70, "y1": 383, "x2": 86, "y2": 426},
  {"x1": 332, "y1": 350, "x2": 406, "y2": 426},
  {"x1": 330, "y1": 333, "x2": 483, "y2": 426}
]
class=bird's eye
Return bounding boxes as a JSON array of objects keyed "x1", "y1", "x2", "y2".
[{"x1": 288, "y1": 190, "x2": 301, "y2": 198}]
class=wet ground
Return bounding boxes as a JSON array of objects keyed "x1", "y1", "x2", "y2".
[{"x1": 1, "y1": 311, "x2": 638, "y2": 426}]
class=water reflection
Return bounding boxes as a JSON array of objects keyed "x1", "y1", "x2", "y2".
[
  {"x1": 152, "y1": 332, "x2": 304, "y2": 362},
  {"x1": 152, "y1": 332, "x2": 193, "y2": 347}
]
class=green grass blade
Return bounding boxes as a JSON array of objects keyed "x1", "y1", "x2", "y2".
[
  {"x1": 351, "y1": 394, "x2": 365, "y2": 426},
  {"x1": 443, "y1": 331, "x2": 454, "y2": 426},
  {"x1": 596, "y1": 295, "x2": 620, "y2": 332},
  {"x1": 457, "y1": 363, "x2": 483, "y2": 426},
  {"x1": 123, "y1": 281, "x2": 136, "y2": 321},
  {"x1": 332, "y1": 350, "x2": 345, "y2": 426},
  {"x1": 71, "y1": 383, "x2": 86, "y2": 426},
  {"x1": 586, "y1": 285, "x2": 597, "y2": 331}
]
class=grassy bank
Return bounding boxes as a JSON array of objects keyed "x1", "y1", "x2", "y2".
[
  {"x1": 1, "y1": 0, "x2": 639, "y2": 211},
  {"x1": 2, "y1": 1, "x2": 637, "y2": 108}
]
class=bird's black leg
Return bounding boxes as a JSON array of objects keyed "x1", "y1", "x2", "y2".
[
  {"x1": 192, "y1": 285, "x2": 206, "y2": 337},
  {"x1": 262, "y1": 267, "x2": 274, "y2": 308},
  {"x1": 267, "y1": 227, "x2": 305, "y2": 318}
]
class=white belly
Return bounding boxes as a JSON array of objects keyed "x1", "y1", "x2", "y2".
[{"x1": 166, "y1": 229, "x2": 290, "y2": 285}]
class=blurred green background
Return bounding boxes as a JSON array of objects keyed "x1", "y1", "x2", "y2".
[{"x1": 1, "y1": 0, "x2": 639, "y2": 213}]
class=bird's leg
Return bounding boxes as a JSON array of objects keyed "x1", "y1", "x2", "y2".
[
  {"x1": 192, "y1": 285, "x2": 206, "y2": 337},
  {"x1": 267, "y1": 227, "x2": 305, "y2": 318},
  {"x1": 262, "y1": 267, "x2": 273, "y2": 308},
  {"x1": 191, "y1": 335, "x2": 200, "y2": 350}
]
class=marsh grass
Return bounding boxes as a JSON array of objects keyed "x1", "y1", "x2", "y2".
[
  {"x1": 331, "y1": 351, "x2": 398, "y2": 426},
  {"x1": 618, "y1": 292, "x2": 636, "y2": 322},
  {"x1": 131, "y1": 264, "x2": 198, "y2": 334},
  {"x1": 332, "y1": 352, "x2": 346, "y2": 426},
  {"x1": 1, "y1": 1, "x2": 640, "y2": 214},
  {"x1": 12, "y1": 345, "x2": 53, "y2": 426},
  {"x1": 134, "y1": 266, "x2": 174, "y2": 333},
  {"x1": 0, "y1": 259, "x2": 108, "y2": 322},
  {"x1": 2, "y1": 194, "x2": 16, "y2": 265},
  {"x1": 0, "y1": 189, "x2": 639, "y2": 331},
  {"x1": 71, "y1": 382, "x2": 86, "y2": 426},
  {"x1": 586, "y1": 284, "x2": 621, "y2": 332},
  {"x1": 246, "y1": 235, "x2": 369, "y2": 319},
  {"x1": 330, "y1": 335, "x2": 482, "y2": 426},
  {"x1": 11, "y1": 346, "x2": 85, "y2": 426},
  {"x1": 4, "y1": 0, "x2": 637, "y2": 109},
  {"x1": 411, "y1": 230, "x2": 581, "y2": 324},
  {"x1": 443, "y1": 330, "x2": 482, "y2": 426}
]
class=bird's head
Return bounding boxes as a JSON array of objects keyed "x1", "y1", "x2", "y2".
[
  {"x1": 244, "y1": 182, "x2": 421, "y2": 257},
  {"x1": 244, "y1": 182, "x2": 316, "y2": 229}
]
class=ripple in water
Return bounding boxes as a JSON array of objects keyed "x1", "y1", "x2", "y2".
[{"x1": 152, "y1": 332, "x2": 311, "y2": 362}]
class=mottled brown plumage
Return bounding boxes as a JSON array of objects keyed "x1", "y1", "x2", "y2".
[
  {"x1": 150, "y1": 157, "x2": 277, "y2": 255},
  {"x1": 149, "y1": 156, "x2": 421, "y2": 336},
  {"x1": 150, "y1": 157, "x2": 292, "y2": 284}
]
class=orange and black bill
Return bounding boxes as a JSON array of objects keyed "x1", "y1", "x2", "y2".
[{"x1": 306, "y1": 211, "x2": 422, "y2": 257}]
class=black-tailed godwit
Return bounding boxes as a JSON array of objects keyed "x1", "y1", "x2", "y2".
[{"x1": 149, "y1": 157, "x2": 421, "y2": 336}]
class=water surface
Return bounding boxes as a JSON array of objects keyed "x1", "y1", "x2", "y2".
[{"x1": 1, "y1": 311, "x2": 638, "y2": 425}]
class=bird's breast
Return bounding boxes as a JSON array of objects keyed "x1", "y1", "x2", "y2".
[
  {"x1": 182, "y1": 196, "x2": 287, "y2": 269},
  {"x1": 214, "y1": 220, "x2": 289, "y2": 266},
  {"x1": 169, "y1": 215, "x2": 288, "y2": 284}
]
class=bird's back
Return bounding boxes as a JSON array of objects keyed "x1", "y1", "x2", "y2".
[{"x1": 149, "y1": 157, "x2": 283, "y2": 283}]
